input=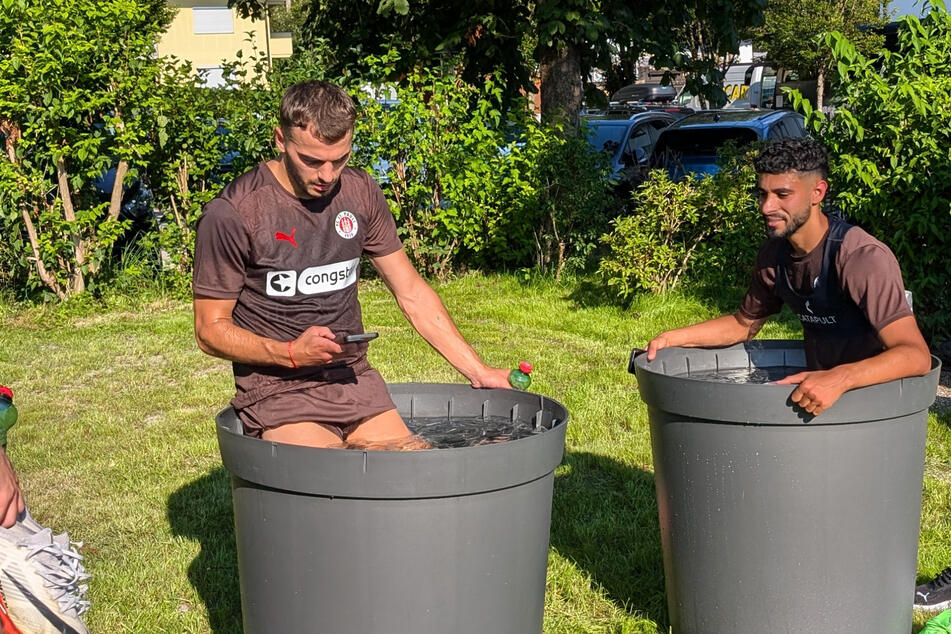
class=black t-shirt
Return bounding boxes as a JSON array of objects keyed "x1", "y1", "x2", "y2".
[
  {"x1": 193, "y1": 162, "x2": 402, "y2": 407},
  {"x1": 739, "y1": 226, "x2": 912, "y2": 369}
]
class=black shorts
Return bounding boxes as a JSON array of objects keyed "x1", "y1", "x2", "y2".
[{"x1": 237, "y1": 365, "x2": 396, "y2": 438}]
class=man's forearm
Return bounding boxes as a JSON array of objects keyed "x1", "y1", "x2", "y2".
[
  {"x1": 196, "y1": 318, "x2": 291, "y2": 367},
  {"x1": 646, "y1": 312, "x2": 764, "y2": 361},
  {"x1": 394, "y1": 282, "x2": 487, "y2": 380},
  {"x1": 660, "y1": 313, "x2": 762, "y2": 348},
  {"x1": 830, "y1": 343, "x2": 932, "y2": 393}
]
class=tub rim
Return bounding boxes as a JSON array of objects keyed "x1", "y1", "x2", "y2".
[
  {"x1": 632, "y1": 340, "x2": 941, "y2": 425},
  {"x1": 216, "y1": 382, "x2": 569, "y2": 498}
]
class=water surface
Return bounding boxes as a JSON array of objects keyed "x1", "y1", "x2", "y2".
[
  {"x1": 678, "y1": 366, "x2": 805, "y2": 384},
  {"x1": 406, "y1": 415, "x2": 549, "y2": 449}
]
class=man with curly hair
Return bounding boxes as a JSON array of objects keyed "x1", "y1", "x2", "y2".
[{"x1": 645, "y1": 137, "x2": 931, "y2": 416}]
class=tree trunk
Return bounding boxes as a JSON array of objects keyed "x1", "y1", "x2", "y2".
[
  {"x1": 108, "y1": 159, "x2": 129, "y2": 222},
  {"x1": 816, "y1": 68, "x2": 825, "y2": 111},
  {"x1": 539, "y1": 41, "x2": 583, "y2": 129},
  {"x1": 0, "y1": 120, "x2": 19, "y2": 163},
  {"x1": 2, "y1": 120, "x2": 68, "y2": 298},
  {"x1": 55, "y1": 155, "x2": 87, "y2": 294}
]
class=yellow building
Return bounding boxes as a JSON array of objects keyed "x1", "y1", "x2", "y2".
[{"x1": 156, "y1": 0, "x2": 293, "y2": 87}]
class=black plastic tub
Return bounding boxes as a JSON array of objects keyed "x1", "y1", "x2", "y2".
[
  {"x1": 216, "y1": 383, "x2": 569, "y2": 634},
  {"x1": 631, "y1": 340, "x2": 940, "y2": 634}
]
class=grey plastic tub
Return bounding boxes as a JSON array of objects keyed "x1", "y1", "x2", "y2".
[
  {"x1": 630, "y1": 340, "x2": 941, "y2": 634},
  {"x1": 215, "y1": 383, "x2": 569, "y2": 634}
]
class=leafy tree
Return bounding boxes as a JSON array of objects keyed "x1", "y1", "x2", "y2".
[
  {"x1": 353, "y1": 52, "x2": 616, "y2": 277},
  {"x1": 755, "y1": 0, "x2": 888, "y2": 108},
  {"x1": 788, "y1": 3, "x2": 951, "y2": 340},
  {"x1": 230, "y1": 0, "x2": 765, "y2": 125},
  {"x1": 0, "y1": 0, "x2": 172, "y2": 298}
]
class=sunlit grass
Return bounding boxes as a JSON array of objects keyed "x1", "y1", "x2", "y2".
[{"x1": 0, "y1": 273, "x2": 945, "y2": 633}]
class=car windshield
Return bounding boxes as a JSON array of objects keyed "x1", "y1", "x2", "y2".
[
  {"x1": 654, "y1": 128, "x2": 759, "y2": 156},
  {"x1": 586, "y1": 123, "x2": 627, "y2": 154}
]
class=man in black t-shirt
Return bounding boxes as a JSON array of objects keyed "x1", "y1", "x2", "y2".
[
  {"x1": 193, "y1": 81, "x2": 511, "y2": 449},
  {"x1": 645, "y1": 138, "x2": 931, "y2": 417}
]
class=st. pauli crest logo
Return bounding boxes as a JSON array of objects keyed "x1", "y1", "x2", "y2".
[{"x1": 335, "y1": 211, "x2": 358, "y2": 239}]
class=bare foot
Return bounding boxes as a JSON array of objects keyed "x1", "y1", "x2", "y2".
[{"x1": 347, "y1": 433, "x2": 431, "y2": 451}]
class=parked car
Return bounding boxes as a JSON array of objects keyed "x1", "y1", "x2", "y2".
[
  {"x1": 583, "y1": 106, "x2": 694, "y2": 189},
  {"x1": 650, "y1": 109, "x2": 807, "y2": 179},
  {"x1": 610, "y1": 83, "x2": 678, "y2": 105},
  {"x1": 91, "y1": 165, "x2": 155, "y2": 227}
]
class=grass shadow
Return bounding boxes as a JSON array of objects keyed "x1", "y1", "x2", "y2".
[
  {"x1": 682, "y1": 280, "x2": 750, "y2": 315},
  {"x1": 167, "y1": 467, "x2": 242, "y2": 634},
  {"x1": 550, "y1": 451, "x2": 668, "y2": 626},
  {"x1": 560, "y1": 276, "x2": 768, "y2": 319},
  {"x1": 563, "y1": 277, "x2": 622, "y2": 310}
]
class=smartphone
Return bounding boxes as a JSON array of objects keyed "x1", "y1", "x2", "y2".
[{"x1": 343, "y1": 332, "x2": 379, "y2": 344}]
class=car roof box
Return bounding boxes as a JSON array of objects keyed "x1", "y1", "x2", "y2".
[{"x1": 610, "y1": 83, "x2": 678, "y2": 104}]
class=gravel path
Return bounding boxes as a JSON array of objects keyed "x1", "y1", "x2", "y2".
[{"x1": 934, "y1": 368, "x2": 951, "y2": 417}]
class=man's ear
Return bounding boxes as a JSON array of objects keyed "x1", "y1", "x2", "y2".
[
  {"x1": 813, "y1": 178, "x2": 829, "y2": 205},
  {"x1": 274, "y1": 126, "x2": 286, "y2": 153}
]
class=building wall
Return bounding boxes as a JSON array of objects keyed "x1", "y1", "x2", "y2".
[{"x1": 157, "y1": 0, "x2": 292, "y2": 86}]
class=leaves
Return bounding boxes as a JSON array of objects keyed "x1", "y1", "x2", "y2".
[
  {"x1": 0, "y1": 0, "x2": 172, "y2": 297},
  {"x1": 754, "y1": 0, "x2": 885, "y2": 106},
  {"x1": 598, "y1": 145, "x2": 761, "y2": 297},
  {"x1": 810, "y1": 5, "x2": 951, "y2": 339},
  {"x1": 278, "y1": 0, "x2": 764, "y2": 124}
]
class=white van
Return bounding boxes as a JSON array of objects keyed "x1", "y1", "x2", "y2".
[
  {"x1": 676, "y1": 62, "x2": 818, "y2": 110},
  {"x1": 675, "y1": 63, "x2": 759, "y2": 109}
]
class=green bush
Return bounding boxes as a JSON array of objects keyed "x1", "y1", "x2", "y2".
[
  {"x1": 355, "y1": 57, "x2": 516, "y2": 277},
  {"x1": 788, "y1": 5, "x2": 951, "y2": 340},
  {"x1": 508, "y1": 125, "x2": 618, "y2": 277},
  {"x1": 598, "y1": 145, "x2": 760, "y2": 300},
  {"x1": 2, "y1": 25, "x2": 618, "y2": 300},
  {"x1": 355, "y1": 55, "x2": 616, "y2": 278},
  {"x1": 0, "y1": 0, "x2": 172, "y2": 300}
]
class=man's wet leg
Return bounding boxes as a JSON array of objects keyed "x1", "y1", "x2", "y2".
[
  {"x1": 345, "y1": 409, "x2": 429, "y2": 450},
  {"x1": 262, "y1": 421, "x2": 346, "y2": 448}
]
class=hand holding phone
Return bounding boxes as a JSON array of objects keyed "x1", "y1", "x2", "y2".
[{"x1": 343, "y1": 332, "x2": 379, "y2": 344}]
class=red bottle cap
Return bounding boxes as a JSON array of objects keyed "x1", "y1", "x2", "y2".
[
  {"x1": 518, "y1": 362, "x2": 533, "y2": 374},
  {"x1": 0, "y1": 387, "x2": 11, "y2": 401}
]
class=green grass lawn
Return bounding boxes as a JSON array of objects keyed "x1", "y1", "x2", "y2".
[{"x1": 0, "y1": 273, "x2": 947, "y2": 633}]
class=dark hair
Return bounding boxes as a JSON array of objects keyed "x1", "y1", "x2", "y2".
[
  {"x1": 753, "y1": 137, "x2": 829, "y2": 179},
  {"x1": 279, "y1": 81, "x2": 356, "y2": 143}
]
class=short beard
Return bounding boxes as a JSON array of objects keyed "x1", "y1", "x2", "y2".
[{"x1": 765, "y1": 210, "x2": 809, "y2": 239}]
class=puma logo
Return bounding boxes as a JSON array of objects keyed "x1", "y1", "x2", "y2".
[{"x1": 275, "y1": 228, "x2": 298, "y2": 248}]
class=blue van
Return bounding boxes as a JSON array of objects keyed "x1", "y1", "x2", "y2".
[
  {"x1": 650, "y1": 109, "x2": 806, "y2": 179},
  {"x1": 582, "y1": 107, "x2": 693, "y2": 188}
]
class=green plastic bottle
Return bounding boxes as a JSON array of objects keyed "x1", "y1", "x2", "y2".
[
  {"x1": 0, "y1": 386, "x2": 16, "y2": 449},
  {"x1": 508, "y1": 361, "x2": 533, "y2": 390}
]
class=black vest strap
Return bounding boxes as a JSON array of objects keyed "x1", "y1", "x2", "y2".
[{"x1": 775, "y1": 217, "x2": 870, "y2": 339}]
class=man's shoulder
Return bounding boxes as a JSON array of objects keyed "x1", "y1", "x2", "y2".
[
  {"x1": 840, "y1": 223, "x2": 898, "y2": 262},
  {"x1": 338, "y1": 166, "x2": 380, "y2": 193},
  {"x1": 842, "y1": 223, "x2": 890, "y2": 249},
  {"x1": 215, "y1": 163, "x2": 280, "y2": 213}
]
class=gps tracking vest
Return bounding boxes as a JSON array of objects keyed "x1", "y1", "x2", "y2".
[{"x1": 774, "y1": 217, "x2": 874, "y2": 343}]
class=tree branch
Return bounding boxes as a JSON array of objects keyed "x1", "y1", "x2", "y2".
[
  {"x1": 21, "y1": 204, "x2": 67, "y2": 300},
  {"x1": 55, "y1": 155, "x2": 87, "y2": 292}
]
